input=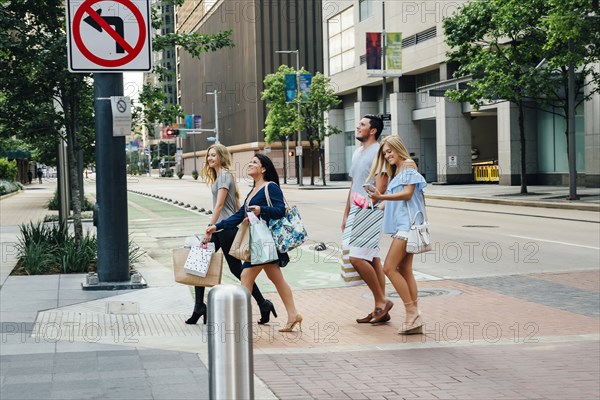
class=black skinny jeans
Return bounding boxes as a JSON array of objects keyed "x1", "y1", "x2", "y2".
[{"x1": 193, "y1": 227, "x2": 266, "y2": 313}]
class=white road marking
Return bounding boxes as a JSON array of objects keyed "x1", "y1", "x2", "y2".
[{"x1": 509, "y1": 235, "x2": 600, "y2": 250}]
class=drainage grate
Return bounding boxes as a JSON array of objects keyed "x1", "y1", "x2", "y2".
[
  {"x1": 462, "y1": 225, "x2": 499, "y2": 228},
  {"x1": 386, "y1": 288, "x2": 462, "y2": 299}
]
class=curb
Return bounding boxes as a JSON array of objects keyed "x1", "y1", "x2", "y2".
[
  {"x1": 426, "y1": 194, "x2": 600, "y2": 212},
  {"x1": 0, "y1": 189, "x2": 22, "y2": 201}
]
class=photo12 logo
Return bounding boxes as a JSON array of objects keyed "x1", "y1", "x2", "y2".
[{"x1": 1, "y1": 321, "x2": 140, "y2": 344}]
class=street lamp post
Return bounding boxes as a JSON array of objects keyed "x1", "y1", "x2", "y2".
[
  {"x1": 276, "y1": 49, "x2": 302, "y2": 186},
  {"x1": 206, "y1": 90, "x2": 219, "y2": 144},
  {"x1": 191, "y1": 103, "x2": 197, "y2": 173}
]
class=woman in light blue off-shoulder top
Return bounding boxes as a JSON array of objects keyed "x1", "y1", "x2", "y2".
[{"x1": 367, "y1": 135, "x2": 427, "y2": 335}]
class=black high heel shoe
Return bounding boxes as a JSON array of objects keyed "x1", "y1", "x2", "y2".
[
  {"x1": 185, "y1": 304, "x2": 207, "y2": 325},
  {"x1": 258, "y1": 299, "x2": 277, "y2": 324}
]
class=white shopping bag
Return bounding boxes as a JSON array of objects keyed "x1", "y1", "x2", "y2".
[
  {"x1": 184, "y1": 242, "x2": 216, "y2": 277},
  {"x1": 248, "y1": 214, "x2": 278, "y2": 265}
]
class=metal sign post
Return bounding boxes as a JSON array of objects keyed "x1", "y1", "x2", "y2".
[{"x1": 67, "y1": 1, "x2": 151, "y2": 289}]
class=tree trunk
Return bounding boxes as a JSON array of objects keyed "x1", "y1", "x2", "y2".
[
  {"x1": 65, "y1": 96, "x2": 83, "y2": 243},
  {"x1": 318, "y1": 143, "x2": 327, "y2": 186},
  {"x1": 518, "y1": 101, "x2": 528, "y2": 194},
  {"x1": 309, "y1": 140, "x2": 315, "y2": 186},
  {"x1": 280, "y1": 138, "x2": 287, "y2": 184}
]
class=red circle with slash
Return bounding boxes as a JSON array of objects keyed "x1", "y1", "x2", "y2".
[{"x1": 72, "y1": 0, "x2": 146, "y2": 67}]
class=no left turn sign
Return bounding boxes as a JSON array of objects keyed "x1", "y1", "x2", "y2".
[{"x1": 66, "y1": 0, "x2": 152, "y2": 72}]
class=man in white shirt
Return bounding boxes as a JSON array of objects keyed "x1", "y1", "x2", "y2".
[{"x1": 342, "y1": 115, "x2": 393, "y2": 324}]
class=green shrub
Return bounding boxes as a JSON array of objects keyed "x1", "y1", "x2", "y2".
[
  {"x1": 192, "y1": 170, "x2": 199, "y2": 180},
  {"x1": 43, "y1": 212, "x2": 93, "y2": 222},
  {"x1": 177, "y1": 170, "x2": 184, "y2": 179},
  {"x1": 58, "y1": 233, "x2": 97, "y2": 273},
  {"x1": 13, "y1": 221, "x2": 145, "y2": 275},
  {"x1": 128, "y1": 237, "x2": 146, "y2": 267},
  {"x1": 17, "y1": 241, "x2": 57, "y2": 275},
  {"x1": 0, "y1": 180, "x2": 23, "y2": 196},
  {"x1": 47, "y1": 191, "x2": 94, "y2": 211},
  {"x1": 0, "y1": 158, "x2": 17, "y2": 181},
  {"x1": 18, "y1": 221, "x2": 67, "y2": 248}
]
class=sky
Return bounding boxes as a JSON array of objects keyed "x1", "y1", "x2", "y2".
[{"x1": 123, "y1": 72, "x2": 144, "y2": 102}]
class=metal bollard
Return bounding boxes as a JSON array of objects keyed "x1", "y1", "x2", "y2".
[{"x1": 208, "y1": 285, "x2": 254, "y2": 400}]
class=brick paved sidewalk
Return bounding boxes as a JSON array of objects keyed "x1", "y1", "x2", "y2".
[
  {"x1": 248, "y1": 271, "x2": 599, "y2": 399},
  {"x1": 2, "y1": 182, "x2": 599, "y2": 400},
  {"x1": 0, "y1": 184, "x2": 53, "y2": 226},
  {"x1": 255, "y1": 340, "x2": 599, "y2": 400}
]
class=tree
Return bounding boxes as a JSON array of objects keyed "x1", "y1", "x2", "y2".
[
  {"x1": 443, "y1": 0, "x2": 549, "y2": 193},
  {"x1": 261, "y1": 65, "x2": 302, "y2": 184},
  {"x1": 1, "y1": 0, "x2": 95, "y2": 240},
  {"x1": 540, "y1": 0, "x2": 600, "y2": 114},
  {"x1": 0, "y1": 0, "x2": 234, "y2": 243},
  {"x1": 132, "y1": 84, "x2": 184, "y2": 139},
  {"x1": 262, "y1": 66, "x2": 342, "y2": 185},
  {"x1": 538, "y1": 0, "x2": 600, "y2": 197},
  {"x1": 132, "y1": 1, "x2": 234, "y2": 151},
  {"x1": 301, "y1": 73, "x2": 341, "y2": 186}
]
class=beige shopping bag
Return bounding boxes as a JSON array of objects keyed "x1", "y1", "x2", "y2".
[{"x1": 173, "y1": 248, "x2": 223, "y2": 286}]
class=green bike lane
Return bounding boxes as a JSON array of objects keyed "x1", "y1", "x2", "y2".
[{"x1": 126, "y1": 191, "x2": 347, "y2": 294}]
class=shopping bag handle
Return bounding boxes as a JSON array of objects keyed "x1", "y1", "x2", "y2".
[{"x1": 264, "y1": 181, "x2": 291, "y2": 210}]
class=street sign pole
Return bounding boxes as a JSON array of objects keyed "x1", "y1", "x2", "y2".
[{"x1": 94, "y1": 73, "x2": 130, "y2": 283}]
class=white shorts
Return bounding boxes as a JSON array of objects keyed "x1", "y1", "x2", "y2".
[
  {"x1": 392, "y1": 230, "x2": 409, "y2": 240},
  {"x1": 347, "y1": 246, "x2": 380, "y2": 262}
]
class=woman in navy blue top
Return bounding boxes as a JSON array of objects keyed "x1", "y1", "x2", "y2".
[{"x1": 206, "y1": 154, "x2": 302, "y2": 333}]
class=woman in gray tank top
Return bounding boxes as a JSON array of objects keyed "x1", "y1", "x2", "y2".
[{"x1": 185, "y1": 144, "x2": 275, "y2": 325}]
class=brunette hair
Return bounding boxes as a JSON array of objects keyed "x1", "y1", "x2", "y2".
[
  {"x1": 363, "y1": 114, "x2": 384, "y2": 140},
  {"x1": 254, "y1": 153, "x2": 280, "y2": 186}
]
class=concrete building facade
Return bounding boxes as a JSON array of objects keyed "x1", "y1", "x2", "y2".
[
  {"x1": 322, "y1": 0, "x2": 600, "y2": 187},
  {"x1": 175, "y1": 0, "x2": 323, "y2": 177}
]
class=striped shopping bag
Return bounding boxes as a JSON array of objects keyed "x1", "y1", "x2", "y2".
[
  {"x1": 348, "y1": 207, "x2": 383, "y2": 248},
  {"x1": 339, "y1": 245, "x2": 365, "y2": 286},
  {"x1": 340, "y1": 210, "x2": 365, "y2": 286}
]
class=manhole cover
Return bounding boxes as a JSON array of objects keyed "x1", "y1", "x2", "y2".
[
  {"x1": 363, "y1": 288, "x2": 461, "y2": 300},
  {"x1": 106, "y1": 301, "x2": 139, "y2": 315}
]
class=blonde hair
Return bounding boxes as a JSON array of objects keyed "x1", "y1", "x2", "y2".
[
  {"x1": 368, "y1": 135, "x2": 411, "y2": 181},
  {"x1": 201, "y1": 144, "x2": 240, "y2": 202}
]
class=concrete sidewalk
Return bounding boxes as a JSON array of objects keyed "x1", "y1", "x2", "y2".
[{"x1": 1, "y1": 181, "x2": 599, "y2": 399}]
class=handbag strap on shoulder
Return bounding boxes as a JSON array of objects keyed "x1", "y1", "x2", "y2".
[
  {"x1": 406, "y1": 191, "x2": 428, "y2": 225},
  {"x1": 264, "y1": 182, "x2": 290, "y2": 210}
]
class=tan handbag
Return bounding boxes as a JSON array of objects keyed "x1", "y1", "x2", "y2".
[
  {"x1": 228, "y1": 219, "x2": 250, "y2": 262},
  {"x1": 173, "y1": 248, "x2": 223, "y2": 286}
]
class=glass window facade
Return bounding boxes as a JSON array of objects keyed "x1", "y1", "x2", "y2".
[
  {"x1": 537, "y1": 105, "x2": 585, "y2": 172},
  {"x1": 359, "y1": 0, "x2": 375, "y2": 21},
  {"x1": 344, "y1": 106, "x2": 356, "y2": 172},
  {"x1": 328, "y1": 7, "x2": 355, "y2": 75}
]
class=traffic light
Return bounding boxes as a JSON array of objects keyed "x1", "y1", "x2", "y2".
[
  {"x1": 288, "y1": 151, "x2": 295, "y2": 157},
  {"x1": 166, "y1": 127, "x2": 180, "y2": 137}
]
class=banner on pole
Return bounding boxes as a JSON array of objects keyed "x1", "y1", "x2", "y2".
[
  {"x1": 285, "y1": 74, "x2": 297, "y2": 102},
  {"x1": 366, "y1": 32, "x2": 382, "y2": 70},
  {"x1": 185, "y1": 115, "x2": 194, "y2": 129},
  {"x1": 386, "y1": 33, "x2": 403, "y2": 71},
  {"x1": 193, "y1": 115, "x2": 202, "y2": 129},
  {"x1": 299, "y1": 73, "x2": 312, "y2": 102}
]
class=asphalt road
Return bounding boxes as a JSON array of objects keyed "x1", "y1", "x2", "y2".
[{"x1": 121, "y1": 176, "x2": 600, "y2": 282}]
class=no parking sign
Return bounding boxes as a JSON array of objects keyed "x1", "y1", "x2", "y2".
[{"x1": 66, "y1": 0, "x2": 152, "y2": 72}]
